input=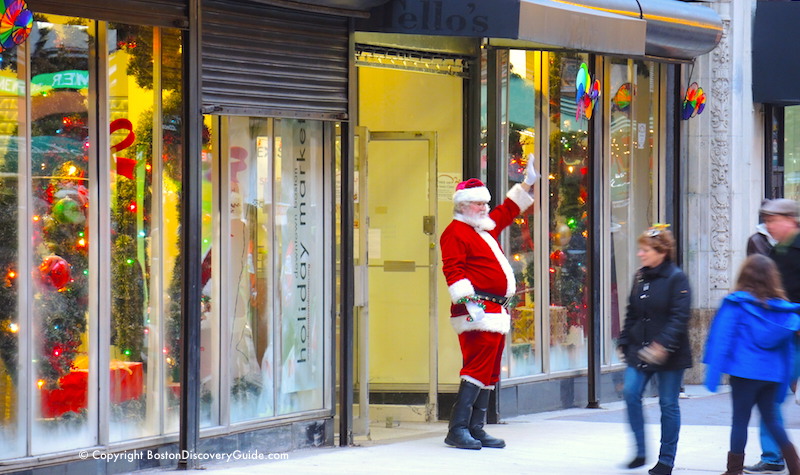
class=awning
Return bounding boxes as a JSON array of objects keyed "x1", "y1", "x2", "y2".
[
  {"x1": 752, "y1": 1, "x2": 800, "y2": 105},
  {"x1": 571, "y1": 0, "x2": 722, "y2": 60},
  {"x1": 357, "y1": 0, "x2": 647, "y2": 57},
  {"x1": 357, "y1": 0, "x2": 722, "y2": 61}
]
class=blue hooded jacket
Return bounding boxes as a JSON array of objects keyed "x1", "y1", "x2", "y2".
[{"x1": 704, "y1": 291, "x2": 800, "y2": 393}]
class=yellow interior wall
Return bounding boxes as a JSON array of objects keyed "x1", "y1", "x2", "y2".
[{"x1": 358, "y1": 66, "x2": 463, "y2": 387}]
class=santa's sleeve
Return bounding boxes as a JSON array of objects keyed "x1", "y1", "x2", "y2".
[
  {"x1": 489, "y1": 183, "x2": 535, "y2": 234},
  {"x1": 440, "y1": 227, "x2": 475, "y2": 303}
]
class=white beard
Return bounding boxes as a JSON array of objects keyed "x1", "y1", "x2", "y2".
[{"x1": 455, "y1": 210, "x2": 496, "y2": 231}]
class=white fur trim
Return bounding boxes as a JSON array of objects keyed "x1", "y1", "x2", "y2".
[
  {"x1": 507, "y1": 183, "x2": 535, "y2": 212},
  {"x1": 477, "y1": 231, "x2": 516, "y2": 297},
  {"x1": 460, "y1": 375, "x2": 485, "y2": 388},
  {"x1": 453, "y1": 186, "x2": 491, "y2": 204},
  {"x1": 450, "y1": 312, "x2": 510, "y2": 335},
  {"x1": 483, "y1": 384, "x2": 495, "y2": 390},
  {"x1": 448, "y1": 278, "x2": 475, "y2": 303}
]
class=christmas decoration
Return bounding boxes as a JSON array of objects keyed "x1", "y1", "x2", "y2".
[
  {"x1": 0, "y1": 0, "x2": 32, "y2": 52},
  {"x1": 39, "y1": 255, "x2": 71, "y2": 290},
  {"x1": 575, "y1": 62, "x2": 600, "y2": 120},
  {"x1": 681, "y1": 82, "x2": 706, "y2": 120},
  {"x1": 613, "y1": 82, "x2": 632, "y2": 111},
  {"x1": 51, "y1": 196, "x2": 84, "y2": 224}
]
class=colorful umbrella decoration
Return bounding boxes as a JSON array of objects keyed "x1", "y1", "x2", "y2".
[
  {"x1": 575, "y1": 62, "x2": 601, "y2": 120},
  {"x1": 612, "y1": 83, "x2": 632, "y2": 111},
  {"x1": 681, "y1": 82, "x2": 706, "y2": 120},
  {"x1": 0, "y1": 0, "x2": 32, "y2": 52}
]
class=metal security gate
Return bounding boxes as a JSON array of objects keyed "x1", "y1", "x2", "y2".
[{"x1": 202, "y1": 0, "x2": 349, "y2": 119}]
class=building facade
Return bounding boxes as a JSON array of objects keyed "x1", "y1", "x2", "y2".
[{"x1": 0, "y1": 0, "x2": 735, "y2": 473}]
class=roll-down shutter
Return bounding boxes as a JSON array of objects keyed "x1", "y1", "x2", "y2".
[
  {"x1": 28, "y1": 0, "x2": 188, "y2": 28},
  {"x1": 202, "y1": 0, "x2": 349, "y2": 119}
]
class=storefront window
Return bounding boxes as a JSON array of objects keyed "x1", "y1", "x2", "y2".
[
  {"x1": 107, "y1": 24, "x2": 189, "y2": 439},
  {"x1": 505, "y1": 50, "x2": 541, "y2": 377},
  {"x1": 785, "y1": 105, "x2": 800, "y2": 201},
  {"x1": 606, "y1": 59, "x2": 660, "y2": 364},
  {"x1": 0, "y1": 20, "x2": 22, "y2": 458},
  {"x1": 226, "y1": 116, "x2": 274, "y2": 422},
  {"x1": 274, "y1": 118, "x2": 325, "y2": 415},
  {"x1": 30, "y1": 16, "x2": 95, "y2": 453},
  {"x1": 222, "y1": 117, "x2": 326, "y2": 422},
  {"x1": 548, "y1": 52, "x2": 590, "y2": 372}
]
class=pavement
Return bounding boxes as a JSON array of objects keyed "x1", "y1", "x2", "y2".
[{"x1": 168, "y1": 385, "x2": 800, "y2": 475}]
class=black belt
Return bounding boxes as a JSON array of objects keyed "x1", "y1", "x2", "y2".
[{"x1": 474, "y1": 290, "x2": 514, "y2": 308}]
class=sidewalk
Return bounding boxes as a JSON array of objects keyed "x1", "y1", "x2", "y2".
[{"x1": 176, "y1": 385, "x2": 800, "y2": 475}]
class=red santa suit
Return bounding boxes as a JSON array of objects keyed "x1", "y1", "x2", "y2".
[{"x1": 440, "y1": 180, "x2": 534, "y2": 388}]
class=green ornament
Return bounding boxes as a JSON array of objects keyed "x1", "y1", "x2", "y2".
[{"x1": 52, "y1": 196, "x2": 85, "y2": 224}]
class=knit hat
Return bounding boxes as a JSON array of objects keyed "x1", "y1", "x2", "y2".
[
  {"x1": 759, "y1": 198, "x2": 799, "y2": 218},
  {"x1": 452, "y1": 178, "x2": 491, "y2": 204}
]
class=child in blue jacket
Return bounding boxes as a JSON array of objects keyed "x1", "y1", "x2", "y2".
[{"x1": 704, "y1": 254, "x2": 800, "y2": 474}]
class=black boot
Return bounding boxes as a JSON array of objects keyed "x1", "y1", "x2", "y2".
[
  {"x1": 722, "y1": 452, "x2": 744, "y2": 475},
  {"x1": 444, "y1": 380, "x2": 482, "y2": 449},
  {"x1": 469, "y1": 388, "x2": 505, "y2": 448}
]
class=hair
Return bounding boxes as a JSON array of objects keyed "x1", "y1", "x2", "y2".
[
  {"x1": 637, "y1": 229, "x2": 676, "y2": 262},
  {"x1": 734, "y1": 254, "x2": 787, "y2": 301}
]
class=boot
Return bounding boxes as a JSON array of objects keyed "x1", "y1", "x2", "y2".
[
  {"x1": 781, "y1": 444, "x2": 800, "y2": 475},
  {"x1": 721, "y1": 452, "x2": 744, "y2": 475},
  {"x1": 444, "y1": 380, "x2": 482, "y2": 449},
  {"x1": 469, "y1": 388, "x2": 506, "y2": 448}
]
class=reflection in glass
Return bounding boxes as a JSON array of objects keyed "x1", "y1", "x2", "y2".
[
  {"x1": 607, "y1": 60, "x2": 659, "y2": 365},
  {"x1": 548, "y1": 52, "x2": 590, "y2": 372}
]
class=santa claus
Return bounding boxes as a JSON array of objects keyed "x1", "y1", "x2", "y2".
[{"x1": 440, "y1": 155, "x2": 539, "y2": 450}]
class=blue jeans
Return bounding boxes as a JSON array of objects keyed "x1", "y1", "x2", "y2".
[
  {"x1": 730, "y1": 376, "x2": 789, "y2": 457},
  {"x1": 623, "y1": 366, "x2": 685, "y2": 467},
  {"x1": 758, "y1": 392, "x2": 788, "y2": 465}
]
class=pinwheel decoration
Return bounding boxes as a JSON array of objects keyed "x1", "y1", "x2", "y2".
[
  {"x1": 612, "y1": 83, "x2": 632, "y2": 111},
  {"x1": 0, "y1": 0, "x2": 32, "y2": 52},
  {"x1": 681, "y1": 82, "x2": 706, "y2": 120},
  {"x1": 575, "y1": 62, "x2": 601, "y2": 120}
]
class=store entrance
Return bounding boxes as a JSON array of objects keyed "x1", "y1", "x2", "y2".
[{"x1": 353, "y1": 129, "x2": 439, "y2": 434}]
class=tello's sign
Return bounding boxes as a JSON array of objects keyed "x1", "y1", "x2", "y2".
[{"x1": 359, "y1": 0, "x2": 519, "y2": 37}]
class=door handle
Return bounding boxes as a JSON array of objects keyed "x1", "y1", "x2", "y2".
[{"x1": 422, "y1": 215, "x2": 435, "y2": 235}]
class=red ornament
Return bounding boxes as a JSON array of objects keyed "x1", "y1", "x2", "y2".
[
  {"x1": 39, "y1": 255, "x2": 71, "y2": 290},
  {"x1": 550, "y1": 249, "x2": 566, "y2": 266}
]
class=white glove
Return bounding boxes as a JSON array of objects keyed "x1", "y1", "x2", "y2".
[
  {"x1": 524, "y1": 153, "x2": 540, "y2": 185},
  {"x1": 465, "y1": 301, "x2": 485, "y2": 323}
]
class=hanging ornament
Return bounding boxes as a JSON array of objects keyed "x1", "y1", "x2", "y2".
[
  {"x1": 575, "y1": 63, "x2": 601, "y2": 120},
  {"x1": 0, "y1": 0, "x2": 32, "y2": 53},
  {"x1": 681, "y1": 82, "x2": 706, "y2": 120},
  {"x1": 613, "y1": 83, "x2": 632, "y2": 111},
  {"x1": 550, "y1": 249, "x2": 566, "y2": 266},
  {"x1": 39, "y1": 255, "x2": 71, "y2": 290},
  {"x1": 51, "y1": 196, "x2": 85, "y2": 224},
  {"x1": 52, "y1": 160, "x2": 85, "y2": 181}
]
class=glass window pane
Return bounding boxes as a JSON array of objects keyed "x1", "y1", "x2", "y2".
[
  {"x1": 275, "y1": 118, "x2": 324, "y2": 415},
  {"x1": 30, "y1": 16, "x2": 95, "y2": 452},
  {"x1": 548, "y1": 52, "x2": 590, "y2": 372},
  {"x1": 0, "y1": 34, "x2": 23, "y2": 458},
  {"x1": 505, "y1": 50, "x2": 541, "y2": 377},
  {"x1": 785, "y1": 105, "x2": 800, "y2": 201},
  {"x1": 607, "y1": 60, "x2": 659, "y2": 365},
  {"x1": 107, "y1": 23, "x2": 155, "y2": 440},
  {"x1": 226, "y1": 116, "x2": 274, "y2": 422}
]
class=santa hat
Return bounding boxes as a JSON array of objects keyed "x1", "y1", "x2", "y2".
[{"x1": 452, "y1": 178, "x2": 491, "y2": 204}]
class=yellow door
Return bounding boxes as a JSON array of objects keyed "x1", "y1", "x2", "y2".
[{"x1": 354, "y1": 130, "x2": 438, "y2": 430}]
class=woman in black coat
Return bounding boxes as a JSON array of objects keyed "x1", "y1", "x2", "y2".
[{"x1": 617, "y1": 226, "x2": 692, "y2": 475}]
